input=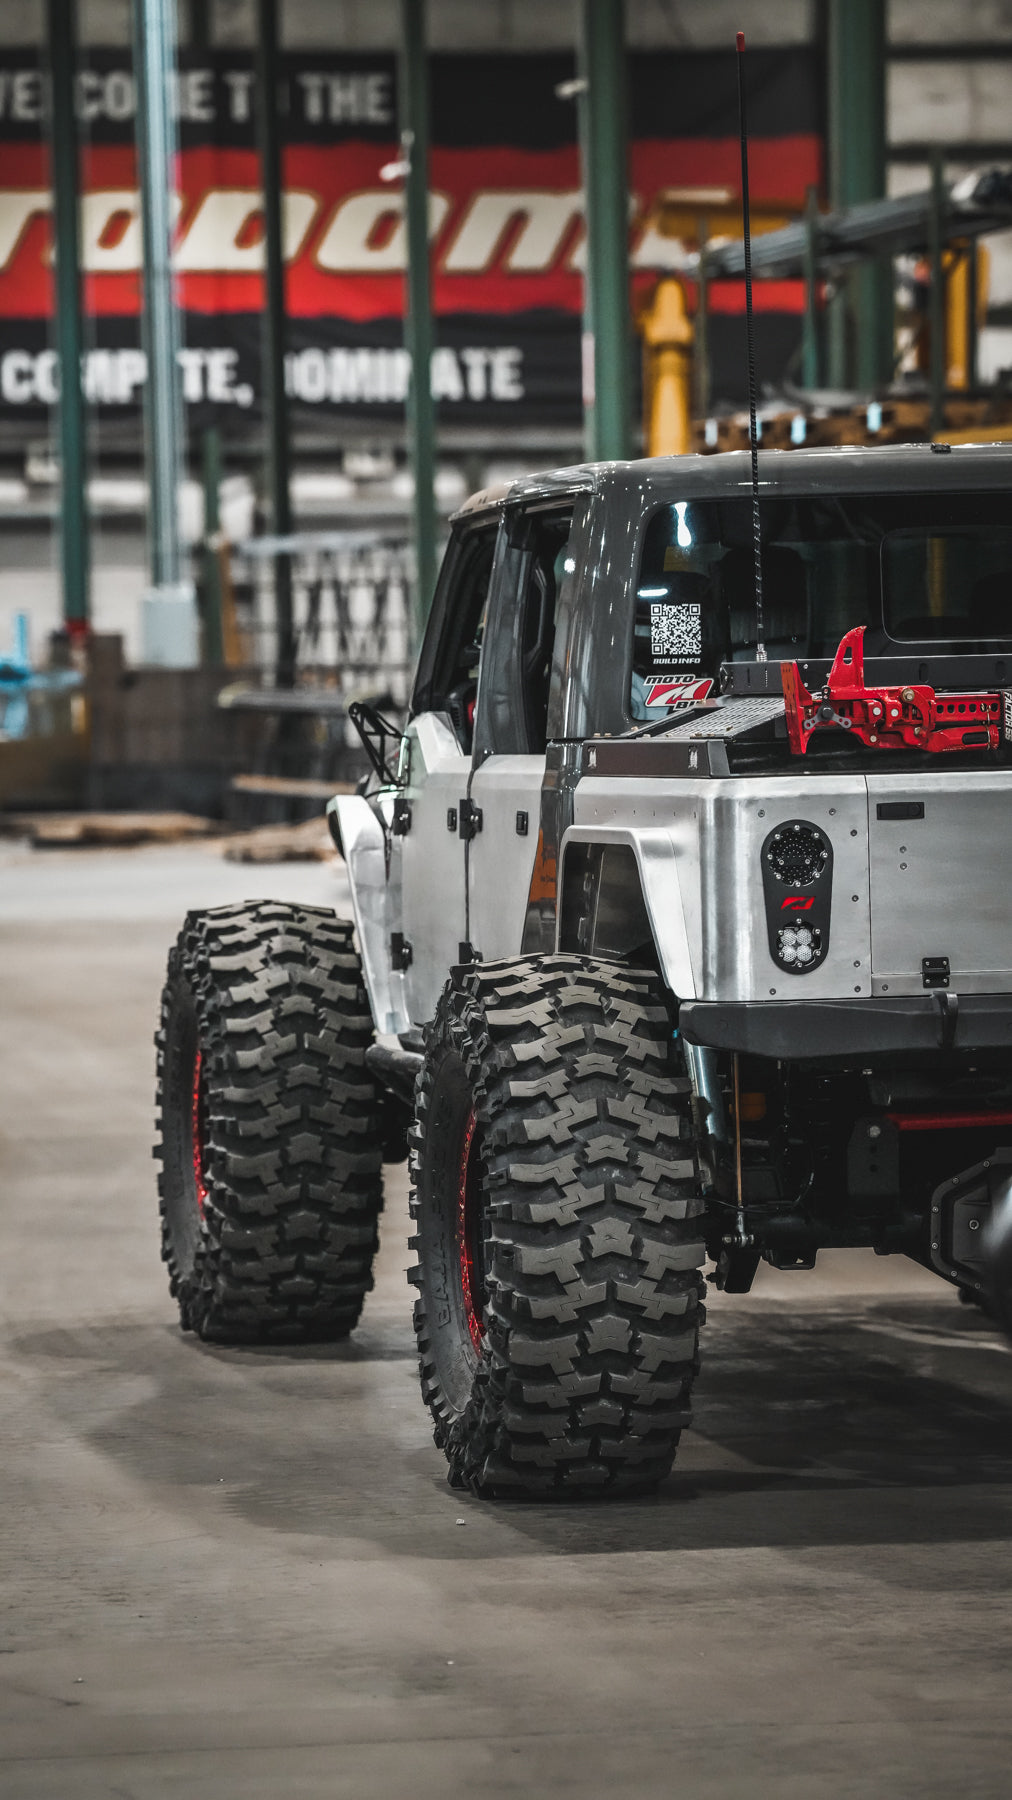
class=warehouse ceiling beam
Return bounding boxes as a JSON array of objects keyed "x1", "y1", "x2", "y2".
[
  {"x1": 133, "y1": 0, "x2": 198, "y2": 666},
  {"x1": 255, "y1": 0, "x2": 296, "y2": 687},
  {"x1": 398, "y1": 0, "x2": 437, "y2": 634},
  {"x1": 45, "y1": 0, "x2": 90, "y2": 639}
]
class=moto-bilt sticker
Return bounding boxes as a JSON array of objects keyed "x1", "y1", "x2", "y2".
[{"x1": 644, "y1": 675, "x2": 713, "y2": 708}]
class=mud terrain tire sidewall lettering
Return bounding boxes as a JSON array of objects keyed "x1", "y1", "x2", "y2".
[
  {"x1": 409, "y1": 955, "x2": 706, "y2": 1497},
  {"x1": 154, "y1": 902, "x2": 383, "y2": 1342}
]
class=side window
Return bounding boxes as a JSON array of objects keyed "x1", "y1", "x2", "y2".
[
  {"x1": 410, "y1": 518, "x2": 499, "y2": 752},
  {"x1": 630, "y1": 500, "x2": 809, "y2": 720},
  {"x1": 631, "y1": 504, "x2": 725, "y2": 719},
  {"x1": 476, "y1": 506, "x2": 573, "y2": 757}
]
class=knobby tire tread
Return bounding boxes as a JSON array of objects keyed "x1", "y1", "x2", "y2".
[
  {"x1": 154, "y1": 901, "x2": 383, "y2": 1343},
  {"x1": 410, "y1": 954, "x2": 706, "y2": 1498}
]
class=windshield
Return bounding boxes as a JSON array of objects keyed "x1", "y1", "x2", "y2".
[{"x1": 631, "y1": 490, "x2": 1012, "y2": 718}]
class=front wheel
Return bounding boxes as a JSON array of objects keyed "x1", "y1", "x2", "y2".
[
  {"x1": 155, "y1": 901, "x2": 384, "y2": 1342},
  {"x1": 409, "y1": 956, "x2": 706, "y2": 1498}
]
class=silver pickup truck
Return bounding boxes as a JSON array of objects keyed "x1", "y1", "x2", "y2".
[{"x1": 155, "y1": 442, "x2": 1012, "y2": 1497}]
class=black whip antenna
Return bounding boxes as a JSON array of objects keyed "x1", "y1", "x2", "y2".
[{"x1": 736, "y1": 30, "x2": 766, "y2": 663}]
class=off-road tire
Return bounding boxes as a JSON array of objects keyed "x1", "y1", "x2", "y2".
[
  {"x1": 409, "y1": 955, "x2": 706, "y2": 1497},
  {"x1": 155, "y1": 901, "x2": 384, "y2": 1342}
]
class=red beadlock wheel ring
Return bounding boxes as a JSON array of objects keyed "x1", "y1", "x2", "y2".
[
  {"x1": 457, "y1": 1107, "x2": 484, "y2": 1353},
  {"x1": 191, "y1": 1047, "x2": 208, "y2": 1216}
]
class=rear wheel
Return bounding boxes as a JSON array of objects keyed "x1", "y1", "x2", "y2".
[
  {"x1": 409, "y1": 955, "x2": 706, "y2": 1497},
  {"x1": 155, "y1": 901, "x2": 384, "y2": 1342}
]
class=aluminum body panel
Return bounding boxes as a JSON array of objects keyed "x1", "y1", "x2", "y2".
[
  {"x1": 399, "y1": 711, "x2": 469, "y2": 1025},
  {"x1": 558, "y1": 823, "x2": 697, "y2": 998},
  {"x1": 572, "y1": 774, "x2": 873, "y2": 1001},
  {"x1": 348, "y1": 443, "x2": 1012, "y2": 1030},
  {"x1": 866, "y1": 771, "x2": 1012, "y2": 996},
  {"x1": 468, "y1": 755, "x2": 544, "y2": 962},
  {"x1": 328, "y1": 793, "x2": 411, "y2": 1038}
]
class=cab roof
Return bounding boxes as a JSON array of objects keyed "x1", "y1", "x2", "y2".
[{"x1": 452, "y1": 440, "x2": 1012, "y2": 522}]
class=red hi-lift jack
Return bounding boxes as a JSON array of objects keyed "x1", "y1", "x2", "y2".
[{"x1": 782, "y1": 626, "x2": 1007, "y2": 756}]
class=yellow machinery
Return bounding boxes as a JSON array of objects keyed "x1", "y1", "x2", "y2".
[{"x1": 639, "y1": 172, "x2": 1008, "y2": 456}]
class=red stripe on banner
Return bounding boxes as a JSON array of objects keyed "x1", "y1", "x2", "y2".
[{"x1": 0, "y1": 135, "x2": 820, "y2": 320}]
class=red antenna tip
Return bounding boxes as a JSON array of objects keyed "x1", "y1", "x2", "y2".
[{"x1": 736, "y1": 30, "x2": 745, "y2": 50}]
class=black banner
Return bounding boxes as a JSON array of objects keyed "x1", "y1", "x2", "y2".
[{"x1": 0, "y1": 45, "x2": 821, "y2": 440}]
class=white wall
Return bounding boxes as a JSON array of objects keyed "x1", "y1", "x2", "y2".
[
  {"x1": 890, "y1": 59, "x2": 1012, "y2": 145},
  {"x1": 4, "y1": 1, "x2": 1010, "y2": 53},
  {"x1": 889, "y1": 0, "x2": 1012, "y2": 43},
  {"x1": 0, "y1": 536, "x2": 148, "y2": 664},
  {"x1": 1, "y1": 0, "x2": 816, "y2": 50}
]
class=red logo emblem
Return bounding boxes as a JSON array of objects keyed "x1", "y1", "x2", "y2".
[{"x1": 781, "y1": 896, "x2": 815, "y2": 911}]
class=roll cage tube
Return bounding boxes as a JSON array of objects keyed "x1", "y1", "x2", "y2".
[
  {"x1": 410, "y1": 511, "x2": 505, "y2": 728},
  {"x1": 557, "y1": 473, "x2": 647, "y2": 743},
  {"x1": 471, "y1": 492, "x2": 593, "y2": 762}
]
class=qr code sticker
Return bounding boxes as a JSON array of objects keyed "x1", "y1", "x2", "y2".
[{"x1": 650, "y1": 602, "x2": 701, "y2": 663}]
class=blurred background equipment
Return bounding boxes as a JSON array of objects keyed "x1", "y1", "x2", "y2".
[
  {"x1": 5, "y1": 1, "x2": 1012, "y2": 818},
  {"x1": 0, "y1": 611, "x2": 86, "y2": 808}
]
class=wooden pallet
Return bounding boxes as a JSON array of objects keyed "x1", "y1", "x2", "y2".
[
  {"x1": 229, "y1": 773, "x2": 354, "y2": 800},
  {"x1": 1, "y1": 811, "x2": 215, "y2": 848}
]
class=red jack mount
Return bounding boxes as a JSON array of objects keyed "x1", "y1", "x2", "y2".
[{"x1": 782, "y1": 626, "x2": 1006, "y2": 756}]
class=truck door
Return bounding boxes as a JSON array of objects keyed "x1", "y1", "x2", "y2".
[
  {"x1": 398, "y1": 511, "x2": 502, "y2": 1026},
  {"x1": 466, "y1": 501, "x2": 577, "y2": 962}
]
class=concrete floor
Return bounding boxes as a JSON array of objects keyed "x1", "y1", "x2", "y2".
[{"x1": 1, "y1": 839, "x2": 1011, "y2": 1800}]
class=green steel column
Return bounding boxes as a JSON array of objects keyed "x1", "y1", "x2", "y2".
[
  {"x1": 399, "y1": 0, "x2": 437, "y2": 635},
  {"x1": 46, "y1": 0, "x2": 89, "y2": 633},
  {"x1": 186, "y1": 0, "x2": 208, "y2": 51},
  {"x1": 801, "y1": 183, "x2": 821, "y2": 389},
  {"x1": 966, "y1": 239, "x2": 979, "y2": 390},
  {"x1": 134, "y1": 0, "x2": 186, "y2": 582},
  {"x1": 579, "y1": 0, "x2": 632, "y2": 462},
  {"x1": 826, "y1": 269, "x2": 848, "y2": 390},
  {"x1": 929, "y1": 148, "x2": 946, "y2": 439},
  {"x1": 201, "y1": 427, "x2": 224, "y2": 666},
  {"x1": 694, "y1": 218, "x2": 710, "y2": 421},
  {"x1": 255, "y1": 0, "x2": 295, "y2": 686},
  {"x1": 827, "y1": 0, "x2": 892, "y2": 389}
]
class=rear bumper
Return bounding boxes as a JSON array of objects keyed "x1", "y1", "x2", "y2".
[{"x1": 678, "y1": 993, "x2": 1012, "y2": 1059}]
